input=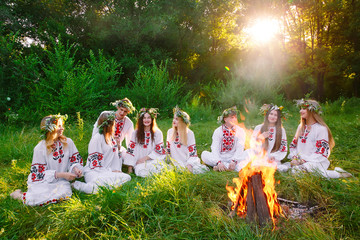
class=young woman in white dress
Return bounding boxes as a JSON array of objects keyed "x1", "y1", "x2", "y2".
[
  {"x1": 166, "y1": 106, "x2": 209, "y2": 174},
  {"x1": 124, "y1": 108, "x2": 167, "y2": 177},
  {"x1": 92, "y1": 98, "x2": 135, "y2": 172},
  {"x1": 10, "y1": 114, "x2": 83, "y2": 206},
  {"x1": 201, "y1": 106, "x2": 246, "y2": 172},
  {"x1": 247, "y1": 104, "x2": 289, "y2": 172},
  {"x1": 288, "y1": 99, "x2": 352, "y2": 178},
  {"x1": 72, "y1": 111, "x2": 131, "y2": 194}
]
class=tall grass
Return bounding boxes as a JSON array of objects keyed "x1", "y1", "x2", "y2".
[{"x1": 0, "y1": 98, "x2": 359, "y2": 239}]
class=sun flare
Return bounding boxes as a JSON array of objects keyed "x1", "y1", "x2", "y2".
[{"x1": 245, "y1": 18, "x2": 281, "y2": 44}]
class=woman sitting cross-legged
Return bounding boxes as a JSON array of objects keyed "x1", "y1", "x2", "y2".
[
  {"x1": 166, "y1": 106, "x2": 209, "y2": 174},
  {"x1": 72, "y1": 111, "x2": 131, "y2": 194},
  {"x1": 124, "y1": 108, "x2": 167, "y2": 178},
  {"x1": 10, "y1": 114, "x2": 83, "y2": 206},
  {"x1": 288, "y1": 99, "x2": 352, "y2": 178}
]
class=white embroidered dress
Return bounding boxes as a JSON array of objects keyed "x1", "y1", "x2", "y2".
[
  {"x1": 22, "y1": 138, "x2": 83, "y2": 206},
  {"x1": 288, "y1": 123, "x2": 342, "y2": 178},
  {"x1": 166, "y1": 128, "x2": 209, "y2": 174},
  {"x1": 244, "y1": 124, "x2": 289, "y2": 172},
  {"x1": 73, "y1": 134, "x2": 131, "y2": 194},
  {"x1": 92, "y1": 111, "x2": 134, "y2": 160},
  {"x1": 124, "y1": 129, "x2": 166, "y2": 177},
  {"x1": 201, "y1": 125, "x2": 246, "y2": 171}
]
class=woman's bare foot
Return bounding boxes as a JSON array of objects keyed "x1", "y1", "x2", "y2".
[
  {"x1": 10, "y1": 189, "x2": 23, "y2": 200},
  {"x1": 128, "y1": 166, "x2": 134, "y2": 174},
  {"x1": 213, "y1": 165, "x2": 219, "y2": 171}
]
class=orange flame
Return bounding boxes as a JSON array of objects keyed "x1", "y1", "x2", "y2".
[{"x1": 227, "y1": 109, "x2": 283, "y2": 226}]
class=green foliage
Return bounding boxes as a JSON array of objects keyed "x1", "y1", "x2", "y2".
[
  {"x1": 22, "y1": 40, "x2": 122, "y2": 122},
  {"x1": 120, "y1": 60, "x2": 190, "y2": 117},
  {"x1": 0, "y1": 31, "x2": 41, "y2": 120}
]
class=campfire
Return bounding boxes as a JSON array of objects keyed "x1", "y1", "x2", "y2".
[{"x1": 226, "y1": 133, "x2": 283, "y2": 227}]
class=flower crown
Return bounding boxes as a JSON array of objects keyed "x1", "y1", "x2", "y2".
[
  {"x1": 217, "y1": 106, "x2": 238, "y2": 124},
  {"x1": 110, "y1": 98, "x2": 136, "y2": 114},
  {"x1": 259, "y1": 103, "x2": 289, "y2": 120},
  {"x1": 173, "y1": 106, "x2": 190, "y2": 126},
  {"x1": 40, "y1": 114, "x2": 68, "y2": 139},
  {"x1": 138, "y1": 108, "x2": 159, "y2": 119},
  {"x1": 295, "y1": 99, "x2": 322, "y2": 114},
  {"x1": 98, "y1": 111, "x2": 116, "y2": 134}
]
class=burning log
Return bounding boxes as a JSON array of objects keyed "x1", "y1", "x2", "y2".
[
  {"x1": 229, "y1": 173, "x2": 272, "y2": 227},
  {"x1": 226, "y1": 164, "x2": 283, "y2": 227},
  {"x1": 246, "y1": 173, "x2": 271, "y2": 226}
]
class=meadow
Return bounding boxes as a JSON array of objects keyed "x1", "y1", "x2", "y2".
[{"x1": 0, "y1": 98, "x2": 359, "y2": 239}]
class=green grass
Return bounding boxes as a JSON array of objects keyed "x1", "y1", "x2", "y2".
[{"x1": 0, "y1": 99, "x2": 359, "y2": 239}]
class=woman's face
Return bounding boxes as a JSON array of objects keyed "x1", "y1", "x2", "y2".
[
  {"x1": 268, "y1": 110, "x2": 278, "y2": 124},
  {"x1": 56, "y1": 119, "x2": 64, "y2": 137},
  {"x1": 300, "y1": 108, "x2": 308, "y2": 119},
  {"x1": 172, "y1": 116, "x2": 179, "y2": 127},
  {"x1": 143, "y1": 113, "x2": 152, "y2": 127}
]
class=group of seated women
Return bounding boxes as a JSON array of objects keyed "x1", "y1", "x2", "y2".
[{"x1": 10, "y1": 98, "x2": 352, "y2": 206}]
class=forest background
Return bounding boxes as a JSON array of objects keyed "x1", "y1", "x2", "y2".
[{"x1": 1, "y1": 0, "x2": 360, "y2": 122}]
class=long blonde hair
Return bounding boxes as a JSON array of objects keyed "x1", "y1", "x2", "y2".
[
  {"x1": 171, "y1": 117, "x2": 188, "y2": 146},
  {"x1": 295, "y1": 110, "x2": 335, "y2": 150},
  {"x1": 40, "y1": 116, "x2": 68, "y2": 154}
]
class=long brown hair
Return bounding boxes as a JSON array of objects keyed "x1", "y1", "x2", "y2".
[
  {"x1": 97, "y1": 112, "x2": 115, "y2": 145},
  {"x1": 40, "y1": 116, "x2": 68, "y2": 154},
  {"x1": 171, "y1": 117, "x2": 188, "y2": 146},
  {"x1": 295, "y1": 109, "x2": 335, "y2": 150},
  {"x1": 136, "y1": 111, "x2": 158, "y2": 144},
  {"x1": 259, "y1": 109, "x2": 282, "y2": 152}
]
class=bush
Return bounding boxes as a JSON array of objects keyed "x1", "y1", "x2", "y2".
[
  {"x1": 119, "y1": 60, "x2": 190, "y2": 118},
  {"x1": 21, "y1": 40, "x2": 122, "y2": 122}
]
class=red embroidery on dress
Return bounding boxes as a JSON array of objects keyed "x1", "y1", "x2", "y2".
[
  {"x1": 166, "y1": 141, "x2": 171, "y2": 154},
  {"x1": 69, "y1": 152, "x2": 83, "y2": 167},
  {"x1": 269, "y1": 127, "x2": 274, "y2": 141},
  {"x1": 87, "y1": 152, "x2": 104, "y2": 169},
  {"x1": 126, "y1": 141, "x2": 136, "y2": 156},
  {"x1": 315, "y1": 139, "x2": 330, "y2": 158},
  {"x1": 300, "y1": 126, "x2": 310, "y2": 143},
  {"x1": 289, "y1": 137, "x2": 297, "y2": 149},
  {"x1": 30, "y1": 163, "x2": 47, "y2": 182},
  {"x1": 221, "y1": 125, "x2": 235, "y2": 153},
  {"x1": 143, "y1": 131, "x2": 151, "y2": 148},
  {"x1": 188, "y1": 144, "x2": 198, "y2": 157},
  {"x1": 174, "y1": 135, "x2": 181, "y2": 148},
  {"x1": 112, "y1": 138, "x2": 117, "y2": 152},
  {"x1": 52, "y1": 142, "x2": 64, "y2": 163},
  {"x1": 155, "y1": 142, "x2": 165, "y2": 155},
  {"x1": 114, "y1": 118, "x2": 125, "y2": 139},
  {"x1": 280, "y1": 139, "x2": 287, "y2": 152}
]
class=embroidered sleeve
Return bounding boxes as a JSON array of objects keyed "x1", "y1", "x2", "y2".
[
  {"x1": 188, "y1": 144, "x2": 198, "y2": 157},
  {"x1": 30, "y1": 163, "x2": 46, "y2": 182},
  {"x1": 315, "y1": 139, "x2": 330, "y2": 158},
  {"x1": 126, "y1": 140, "x2": 136, "y2": 156},
  {"x1": 289, "y1": 137, "x2": 297, "y2": 149},
  {"x1": 280, "y1": 139, "x2": 288, "y2": 152},
  {"x1": 69, "y1": 152, "x2": 83, "y2": 166},
  {"x1": 155, "y1": 143, "x2": 166, "y2": 155},
  {"x1": 87, "y1": 152, "x2": 104, "y2": 169}
]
